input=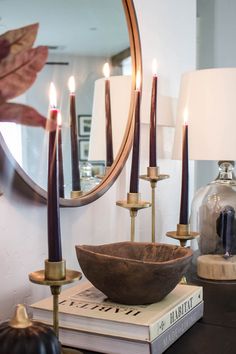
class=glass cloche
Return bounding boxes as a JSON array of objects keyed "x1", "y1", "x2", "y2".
[{"x1": 190, "y1": 161, "x2": 236, "y2": 258}]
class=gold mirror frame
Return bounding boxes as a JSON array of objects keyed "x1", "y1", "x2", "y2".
[{"x1": 0, "y1": 0, "x2": 141, "y2": 207}]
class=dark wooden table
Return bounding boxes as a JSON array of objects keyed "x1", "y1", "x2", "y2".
[
  {"x1": 164, "y1": 263, "x2": 236, "y2": 354},
  {"x1": 64, "y1": 262, "x2": 236, "y2": 354}
]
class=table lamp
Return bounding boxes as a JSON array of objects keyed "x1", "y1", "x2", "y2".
[{"x1": 173, "y1": 67, "x2": 236, "y2": 280}]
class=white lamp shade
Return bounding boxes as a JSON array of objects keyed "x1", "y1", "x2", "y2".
[
  {"x1": 88, "y1": 75, "x2": 131, "y2": 161},
  {"x1": 173, "y1": 68, "x2": 236, "y2": 160}
]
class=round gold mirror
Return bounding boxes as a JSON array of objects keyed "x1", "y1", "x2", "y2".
[{"x1": 0, "y1": 0, "x2": 141, "y2": 206}]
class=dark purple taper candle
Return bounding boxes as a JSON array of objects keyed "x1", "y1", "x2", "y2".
[
  {"x1": 179, "y1": 119, "x2": 189, "y2": 225},
  {"x1": 149, "y1": 59, "x2": 158, "y2": 167},
  {"x1": 57, "y1": 113, "x2": 64, "y2": 199},
  {"x1": 103, "y1": 63, "x2": 114, "y2": 167},
  {"x1": 68, "y1": 76, "x2": 81, "y2": 191},
  {"x1": 47, "y1": 83, "x2": 62, "y2": 262},
  {"x1": 129, "y1": 71, "x2": 141, "y2": 193}
]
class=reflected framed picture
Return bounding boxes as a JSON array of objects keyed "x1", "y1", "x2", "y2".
[
  {"x1": 79, "y1": 139, "x2": 89, "y2": 161},
  {"x1": 78, "y1": 115, "x2": 92, "y2": 137}
]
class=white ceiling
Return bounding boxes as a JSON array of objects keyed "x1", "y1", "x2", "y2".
[{"x1": 0, "y1": 0, "x2": 130, "y2": 57}]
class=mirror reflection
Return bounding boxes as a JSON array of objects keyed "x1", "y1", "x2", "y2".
[{"x1": 0, "y1": 0, "x2": 132, "y2": 199}]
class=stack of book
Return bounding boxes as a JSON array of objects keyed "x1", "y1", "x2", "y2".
[{"x1": 31, "y1": 281, "x2": 203, "y2": 354}]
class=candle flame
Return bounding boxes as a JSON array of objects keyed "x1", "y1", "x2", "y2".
[
  {"x1": 68, "y1": 76, "x2": 76, "y2": 93},
  {"x1": 49, "y1": 82, "x2": 57, "y2": 108},
  {"x1": 103, "y1": 62, "x2": 110, "y2": 79},
  {"x1": 57, "y1": 111, "x2": 62, "y2": 126},
  {"x1": 152, "y1": 58, "x2": 158, "y2": 76},
  {"x1": 136, "y1": 70, "x2": 141, "y2": 91},
  {"x1": 183, "y1": 108, "x2": 188, "y2": 125}
]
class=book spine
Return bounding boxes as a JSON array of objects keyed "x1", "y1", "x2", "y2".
[
  {"x1": 149, "y1": 287, "x2": 202, "y2": 341},
  {"x1": 151, "y1": 301, "x2": 204, "y2": 354}
]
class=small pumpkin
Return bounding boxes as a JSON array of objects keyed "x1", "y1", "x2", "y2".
[{"x1": 0, "y1": 304, "x2": 61, "y2": 354}]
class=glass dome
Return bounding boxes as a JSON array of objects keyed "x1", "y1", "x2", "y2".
[{"x1": 190, "y1": 161, "x2": 236, "y2": 257}]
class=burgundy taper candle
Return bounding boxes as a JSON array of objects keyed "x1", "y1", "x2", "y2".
[
  {"x1": 149, "y1": 59, "x2": 158, "y2": 167},
  {"x1": 129, "y1": 71, "x2": 141, "y2": 193},
  {"x1": 179, "y1": 116, "x2": 189, "y2": 225},
  {"x1": 68, "y1": 76, "x2": 81, "y2": 191},
  {"x1": 57, "y1": 112, "x2": 64, "y2": 199},
  {"x1": 103, "y1": 63, "x2": 114, "y2": 167},
  {"x1": 47, "y1": 83, "x2": 62, "y2": 262}
]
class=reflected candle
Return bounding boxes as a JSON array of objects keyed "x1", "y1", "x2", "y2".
[
  {"x1": 103, "y1": 62, "x2": 113, "y2": 167},
  {"x1": 68, "y1": 76, "x2": 81, "y2": 191},
  {"x1": 57, "y1": 112, "x2": 64, "y2": 199},
  {"x1": 129, "y1": 71, "x2": 141, "y2": 193},
  {"x1": 179, "y1": 110, "x2": 189, "y2": 225},
  {"x1": 149, "y1": 59, "x2": 158, "y2": 167},
  {"x1": 47, "y1": 82, "x2": 62, "y2": 262}
]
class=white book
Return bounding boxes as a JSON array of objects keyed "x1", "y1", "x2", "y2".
[
  {"x1": 31, "y1": 281, "x2": 203, "y2": 342},
  {"x1": 60, "y1": 302, "x2": 204, "y2": 354}
]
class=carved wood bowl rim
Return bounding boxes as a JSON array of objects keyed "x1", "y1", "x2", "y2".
[{"x1": 76, "y1": 241, "x2": 193, "y2": 266}]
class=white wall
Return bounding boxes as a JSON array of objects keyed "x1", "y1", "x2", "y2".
[{"x1": 0, "y1": 0, "x2": 196, "y2": 321}]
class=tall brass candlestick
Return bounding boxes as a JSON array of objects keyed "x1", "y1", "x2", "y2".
[
  {"x1": 103, "y1": 63, "x2": 114, "y2": 167},
  {"x1": 68, "y1": 76, "x2": 81, "y2": 192},
  {"x1": 179, "y1": 115, "x2": 189, "y2": 225},
  {"x1": 130, "y1": 71, "x2": 141, "y2": 193},
  {"x1": 149, "y1": 58, "x2": 158, "y2": 167},
  {"x1": 48, "y1": 83, "x2": 62, "y2": 262}
]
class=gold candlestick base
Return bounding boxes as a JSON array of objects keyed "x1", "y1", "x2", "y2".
[
  {"x1": 70, "y1": 190, "x2": 83, "y2": 199},
  {"x1": 116, "y1": 192, "x2": 151, "y2": 242},
  {"x1": 166, "y1": 224, "x2": 199, "y2": 247},
  {"x1": 29, "y1": 260, "x2": 81, "y2": 338},
  {"x1": 140, "y1": 166, "x2": 169, "y2": 243},
  {"x1": 140, "y1": 166, "x2": 169, "y2": 184},
  {"x1": 166, "y1": 225, "x2": 199, "y2": 283}
]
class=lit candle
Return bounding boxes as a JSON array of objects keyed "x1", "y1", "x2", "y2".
[
  {"x1": 68, "y1": 76, "x2": 81, "y2": 192},
  {"x1": 47, "y1": 82, "x2": 62, "y2": 262},
  {"x1": 129, "y1": 71, "x2": 141, "y2": 193},
  {"x1": 179, "y1": 109, "x2": 189, "y2": 225},
  {"x1": 103, "y1": 62, "x2": 113, "y2": 167},
  {"x1": 57, "y1": 112, "x2": 64, "y2": 199},
  {"x1": 149, "y1": 58, "x2": 158, "y2": 167}
]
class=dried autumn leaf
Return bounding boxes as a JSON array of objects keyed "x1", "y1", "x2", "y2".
[
  {"x1": 0, "y1": 39, "x2": 10, "y2": 60},
  {"x1": 0, "y1": 23, "x2": 39, "y2": 56},
  {"x1": 0, "y1": 103, "x2": 57, "y2": 131},
  {"x1": 0, "y1": 46, "x2": 48, "y2": 101}
]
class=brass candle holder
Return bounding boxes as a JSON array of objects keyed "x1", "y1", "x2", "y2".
[
  {"x1": 166, "y1": 224, "x2": 199, "y2": 284},
  {"x1": 29, "y1": 260, "x2": 81, "y2": 339},
  {"x1": 166, "y1": 223, "x2": 199, "y2": 247},
  {"x1": 70, "y1": 190, "x2": 83, "y2": 199},
  {"x1": 140, "y1": 166, "x2": 169, "y2": 243},
  {"x1": 96, "y1": 166, "x2": 111, "y2": 180},
  {"x1": 116, "y1": 192, "x2": 151, "y2": 242}
]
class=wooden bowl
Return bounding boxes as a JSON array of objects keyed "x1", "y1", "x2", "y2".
[{"x1": 75, "y1": 242, "x2": 193, "y2": 305}]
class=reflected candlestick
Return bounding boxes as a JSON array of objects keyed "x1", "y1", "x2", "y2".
[
  {"x1": 129, "y1": 71, "x2": 141, "y2": 193},
  {"x1": 103, "y1": 63, "x2": 113, "y2": 167},
  {"x1": 179, "y1": 114, "x2": 189, "y2": 225},
  {"x1": 149, "y1": 59, "x2": 158, "y2": 167},
  {"x1": 48, "y1": 83, "x2": 62, "y2": 262},
  {"x1": 68, "y1": 76, "x2": 81, "y2": 191}
]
